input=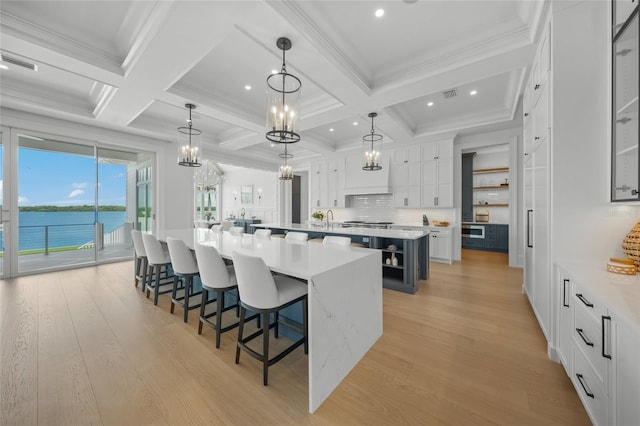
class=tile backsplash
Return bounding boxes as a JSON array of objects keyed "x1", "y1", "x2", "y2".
[{"x1": 317, "y1": 194, "x2": 456, "y2": 226}]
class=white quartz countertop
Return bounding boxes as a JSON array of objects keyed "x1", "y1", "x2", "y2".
[
  {"x1": 252, "y1": 222, "x2": 427, "y2": 240},
  {"x1": 556, "y1": 260, "x2": 640, "y2": 329}
]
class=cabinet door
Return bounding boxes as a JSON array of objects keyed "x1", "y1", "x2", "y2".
[
  {"x1": 532, "y1": 133, "x2": 551, "y2": 339},
  {"x1": 436, "y1": 158, "x2": 453, "y2": 208},
  {"x1": 310, "y1": 161, "x2": 327, "y2": 208},
  {"x1": 558, "y1": 271, "x2": 573, "y2": 375},
  {"x1": 612, "y1": 11, "x2": 639, "y2": 201},
  {"x1": 612, "y1": 314, "x2": 640, "y2": 426},
  {"x1": 421, "y1": 160, "x2": 437, "y2": 208},
  {"x1": 326, "y1": 158, "x2": 345, "y2": 208}
]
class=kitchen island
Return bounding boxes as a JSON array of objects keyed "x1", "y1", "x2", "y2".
[
  {"x1": 252, "y1": 223, "x2": 429, "y2": 294},
  {"x1": 158, "y1": 228, "x2": 382, "y2": 413}
]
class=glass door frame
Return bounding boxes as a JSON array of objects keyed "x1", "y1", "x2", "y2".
[
  {"x1": 1, "y1": 126, "x2": 154, "y2": 278},
  {"x1": 0, "y1": 126, "x2": 14, "y2": 278}
]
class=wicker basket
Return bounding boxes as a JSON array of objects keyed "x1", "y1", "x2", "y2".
[{"x1": 622, "y1": 220, "x2": 640, "y2": 268}]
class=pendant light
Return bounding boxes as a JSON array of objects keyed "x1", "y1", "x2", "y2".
[
  {"x1": 177, "y1": 103, "x2": 202, "y2": 167},
  {"x1": 362, "y1": 112, "x2": 382, "y2": 171},
  {"x1": 266, "y1": 37, "x2": 301, "y2": 144},
  {"x1": 279, "y1": 145, "x2": 294, "y2": 180}
]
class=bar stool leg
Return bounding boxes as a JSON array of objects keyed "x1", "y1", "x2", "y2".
[
  {"x1": 198, "y1": 288, "x2": 208, "y2": 335},
  {"x1": 215, "y1": 290, "x2": 224, "y2": 348},
  {"x1": 153, "y1": 267, "x2": 161, "y2": 305},
  {"x1": 262, "y1": 311, "x2": 270, "y2": 386},
  {"x1": 170, "y1": 275, "x2": 179, "y2": 314},
  {"x1": 183, "y1": 276, "x2": 191, "y2": 323},
  {"x1": 235, "y1": 306, "x2": 246, "y2": 364}
]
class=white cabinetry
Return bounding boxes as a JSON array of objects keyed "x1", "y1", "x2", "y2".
[
  {"x1": 556, "y1": 263, "x2": 640, "y2": 426},
  {"x1": 558, "y1": 270, "x2": 573, "y2": 375},
  {"x1": 392, "y1": 162, "x2": 421, "y2": 208},
  {"x1": 427, "y1": 227, "x2": 452, "y2": 264},
  {"x1": 310, "y1": 161, "x2": 327, "y2": 209},
  {"x1": 421, "y1": 140, "x2": 453, "y2": 208},
  {"x1": 523, "y1": 16, "x2": 551, "y2": 342},
  {"x1": 326, "y1": 158, "x2": 345, "y2": 208}
]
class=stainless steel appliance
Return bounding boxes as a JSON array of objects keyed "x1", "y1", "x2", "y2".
[
  {"x1": 461, "y1": 224, "x2": 485, "y2": 239},
  {"x1": 341, "y1": 220, "x2": 393, "y2": 230}
]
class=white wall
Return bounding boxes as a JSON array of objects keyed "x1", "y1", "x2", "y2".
[
  {"x1": 551, "y1": 1, "x2": 640, "y2": 265},
  {"x1": 218, "y1": 164, "x2": 278, "y2": 223}
]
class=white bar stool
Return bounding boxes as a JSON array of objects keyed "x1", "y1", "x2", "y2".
[
  {"x1": 141, "y1": 233, "x2": 174, "y2": 305},
  {"x1": 166, "y1": 237, "x2": 201, "y2": 323},
  {"x1": 131, "y1": 230, "x2": 148, "y2": 291},
  {"x1": 322, "y1": 235, "x2": 352, "y2": 246},
  {"x1": 285, "y1": 231, "x2": 308, "y2": 241},
  {"x1": 232, "y1": 251, "x2": 308, "y2": 385}
]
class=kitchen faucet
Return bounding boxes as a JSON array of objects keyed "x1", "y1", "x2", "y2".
[{"x1": 326, "y1": 209, "x2": 334, "y2": 226}]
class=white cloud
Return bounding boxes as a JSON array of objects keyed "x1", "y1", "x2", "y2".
[
  {"x1": 72, "y1": 182, "x2": 88, "y2": 189},
  {"x1": 68, "y1": 189, "x2": 85, "y2": 198},
  {"x1": 18, "y1": 196, "x2": 29, "y2": 204}
]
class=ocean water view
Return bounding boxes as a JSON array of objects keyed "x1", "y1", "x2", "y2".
[{"x1": 0, "y1": 211, "x2": 127, "y2": 251}]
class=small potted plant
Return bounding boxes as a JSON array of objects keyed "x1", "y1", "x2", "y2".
[{"x1": 311, "y1": 211, "x2": 324, "y2": 222}]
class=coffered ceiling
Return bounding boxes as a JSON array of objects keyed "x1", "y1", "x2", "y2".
[{"x1": 0, "y1": 0, "x2": 545, "y2": 169}]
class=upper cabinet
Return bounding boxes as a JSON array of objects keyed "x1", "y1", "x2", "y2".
[
  {"x1": 421, "y1": 140, "x2": 454, "y2": 208},
  {"x1": 612, "y1": 5, "x2": 639, "y2": 201}
]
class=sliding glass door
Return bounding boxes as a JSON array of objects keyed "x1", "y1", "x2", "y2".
[{"x1": 0, "y1": 130, "x2": 153, "y2": 277}]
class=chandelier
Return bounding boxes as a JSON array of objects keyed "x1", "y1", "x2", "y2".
[
  {"x1": 362, "y1": 112, "x2": 382, "y2": 171},
  {"x1": 194, "y1": 159, "x2": 223, "y2": 191},
  {"x1": 177, "y1": 103, "x2": 202, "y2": 167},
  {"x1": 266, "y1": 37, "x2": 301, "y2": 144},
  {"x1": 279, "y1": 145, "x2": 294, "y2": 180}
]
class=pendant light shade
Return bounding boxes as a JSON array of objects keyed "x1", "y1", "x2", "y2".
[
  {"x1": 178, "y1": 103, "x2": 202, "y2": 167},
  {"x1": 266, "y1": 37, "x2": 301, "y2": 144},
  {"x1": 279, "y1": 145, "x2": 294, "y2": 180},
  {"x1": 194, "y1": 159, "x2": 223, "y2": 191},
  {"x1": 362, "y1": 112, "x2": 382, "y2": 171}
]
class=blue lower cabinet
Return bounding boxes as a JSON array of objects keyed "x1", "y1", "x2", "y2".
[{"x1": 462, "y1": 224, "x2": 508, "y2": 253}]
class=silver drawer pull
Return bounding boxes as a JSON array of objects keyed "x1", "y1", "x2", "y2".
[{"x1": 576, "y1": 328, "x2": 594, "y2": 347}]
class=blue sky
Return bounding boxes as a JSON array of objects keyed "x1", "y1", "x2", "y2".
[{"x1": 0, "y1": 147, "x2": 127, "y2": 207}]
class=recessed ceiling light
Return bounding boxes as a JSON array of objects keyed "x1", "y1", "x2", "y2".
[
  {"x1": 244, "y1": 85, "x2": 251, "y2": 90},
  {"x1": 470, "y1": 90, "x2": 478, "y2": 96},
  {"x1": 0, "y1": 64, "x2": 8, "y2": 70},
  {"x1": 353, "y1": 122, "x2": 359, "y2": 126},
  {"x1": 271, "y1": 69, "x2": 278, "y2": 75},
  {"x1": 375, "y1": 9, "x2": 385, "y2": 18},
  {"x1": 329, "y1": 128, "x2": 334, "y2": 132},
  {"x1": 427, "y1": 102, "x2": 434, "y2": 107}
]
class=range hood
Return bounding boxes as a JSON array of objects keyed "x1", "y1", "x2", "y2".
[{"x1": 343, "y1": 156, "x2": 391, "y2": 195}]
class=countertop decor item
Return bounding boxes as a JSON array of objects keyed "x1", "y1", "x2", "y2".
[
  {"x1": 432, "y1": 221, "x2": 449, "y2": 227},
  {"x1": 622, "y1": 220, "x2": 640, "y2": 268},
  {"x1": 311, "y1": 211, "x2": 324, "y2": 221},
  {"x1": 422, "y1": 214, "x2": 429, "y2": 225},
  {"x1": 606, "y1": 257, "x2": 636, "y2": 275}
]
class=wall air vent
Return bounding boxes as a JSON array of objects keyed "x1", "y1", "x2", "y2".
[
  {"x1": 0, "y1": 54, "x2": 38, "y2": 71},
  {"x1": 442, "y1": 88, "x2": 457, "y2": 98}
]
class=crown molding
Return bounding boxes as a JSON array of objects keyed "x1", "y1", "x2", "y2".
[
  {"x1": 90, "y1": 82, "x2": 119, "y2": 119},
  {"x1": 0, "y1": 11, "x2": 123, "y2": 74}
]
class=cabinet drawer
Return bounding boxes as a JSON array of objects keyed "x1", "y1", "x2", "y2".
[
  {"x1": 574, "y1": 302, "x2": 607, "y2": 383},
  {"x1": 573, "y1": 281, "x2": 607, "y2": 321},
  {"x1": 573, "y1": 344, "x2": 608, "y2": 426}
]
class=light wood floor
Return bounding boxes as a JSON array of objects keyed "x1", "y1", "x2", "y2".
[{"x1": 1, "y1": 250, "x2": 590, "y2": 425}]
